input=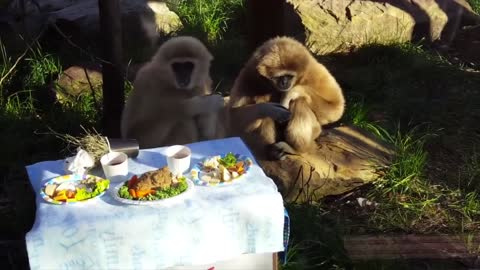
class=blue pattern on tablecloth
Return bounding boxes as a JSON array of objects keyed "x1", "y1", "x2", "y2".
[
  {"x1": 24, "y1": 137, "x2": 286, "y2": 269},
  {"x1": 280, "y1": 209, "x2": 291, "y2": 265}
]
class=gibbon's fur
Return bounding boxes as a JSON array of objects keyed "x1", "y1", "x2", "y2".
[
  {"x1": 228, "y1": 36, "x2": 345, "y2": 159},
  {"x1": 121, "y1": 36, "x2": 225, "y2": 148}
]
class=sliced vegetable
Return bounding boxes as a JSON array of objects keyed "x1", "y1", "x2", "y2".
[
  {"x1": 218, "y1": 152, "x2": 237, "y2": 168},
  {"x1": 128, "y1": 175, "x2": 139, "y2": 189}
]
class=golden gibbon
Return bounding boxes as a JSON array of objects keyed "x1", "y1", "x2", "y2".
[
  {"x1": 121, "y1": 36, "x2": 225, "y2": 148},
  {"x1": 227, "y1": 36, "x2": 345, "y2": 160}
]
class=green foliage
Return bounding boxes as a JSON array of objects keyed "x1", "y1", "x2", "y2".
[
  {"x1": 25, "y1": 44, "x2": 62, "y2": 88},
  {"x1": 0, "y1": 39, "x2": 14, "y2": 92},
  {"x1": 468, "y1": 0, "x2": 480, "y2": 13},
  {"x1": 358, "y1": 124, "x2": 480, "y2": 233},
  {"x1": 3, "y1": 90, "x2": 36, "y2": 118},
  {"x1": 172, "y1": 0, "x2": 244, "y2": 43},
  {"x1": 281, "y1": 204, "x2": 351, "y2": 270},
  {"x1": 458, "y1": 150, "x2": 480, "y2": 190},
  {"x1": 342, "y1": 96, "x2": 384, "y2": 135},
  {"x1": 373, "y1": 125, "x2": 430, "y2": 194}
]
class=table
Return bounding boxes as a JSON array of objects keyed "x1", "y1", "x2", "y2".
[{"x1": 25, "y1": 137, "x2": 287, "y2": 269}]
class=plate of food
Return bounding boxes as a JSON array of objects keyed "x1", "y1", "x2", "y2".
[
  {"x1": 40, "y1": 174, "x2": 110, "y2": 205},
  {"x1": 190, "y1": 152, "x2": 253, "y2": 186},
  {"x1": 112, "y1": 166, "x2": 194, "y2": 205}
]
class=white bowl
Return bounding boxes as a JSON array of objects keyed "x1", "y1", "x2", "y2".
[{"x1": 165, "y1": 145, "x2": 192, "y2": 177}]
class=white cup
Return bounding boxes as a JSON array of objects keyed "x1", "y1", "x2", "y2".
[
  {"x1": 100, "y1": 151, "x2": 128, "y2": 182},
  {"x1": 165, "y1": 145, "x2": 191, "y2": 177}
]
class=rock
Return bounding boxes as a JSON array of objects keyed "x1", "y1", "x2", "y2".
[
  {"x1": 55, "y1": 65, "x2": 103, "y2": 102},
  {"x1": 287, "y1": 0, "x2": 480, "y2": 54},
  {"x1": 7, "y1": 0, "x2": 182, "y2": 60},
  {"x1": 451, "y1": 24, "x2": 480, "y2": 65},
  {"x1": 257, "y1": 125, "x2": 394, "y2": 203},
  {"x1": 8, "y1": 0, "x2": 181, "y2": 34},
  {"x1": 146, "y1": 1, "x2": 182, "y2": 35}
]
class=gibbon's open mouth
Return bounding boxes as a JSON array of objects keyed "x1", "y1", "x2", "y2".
[{"x1": 172, "y1": 61, "x2": 194, "y2": 89}]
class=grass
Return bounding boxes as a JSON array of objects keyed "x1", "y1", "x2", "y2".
[
  {"x1": 467, "y1": 0, "x2": 480, "y2": 14},
  {"x1": 171, "y1": 0, "x2": 245, "y2": 44},
  {"x1": 24, "y1": 44, "x2": 61, "y2": 88}
]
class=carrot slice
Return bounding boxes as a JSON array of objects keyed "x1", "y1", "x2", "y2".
[
  {"x1": 136, "y1": 189, "x2": 154, "y2": 198},
  {"x1": 129, "y1": 188, "x2": 136, "y2": 198}
]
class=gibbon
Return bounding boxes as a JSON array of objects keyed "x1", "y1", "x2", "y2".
[
  {"x1": 121, "y1": 36, "x2": 225, "y2": 148},
  {"x1": 227, "y1": 36, "x2": 345, "y2": 159}
]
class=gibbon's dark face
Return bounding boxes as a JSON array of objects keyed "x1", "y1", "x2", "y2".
[
  {"x1": 273, "y1": 74, "x2": 294, "y2": 92},
  {"x1": 171, "y1": 61, "x2": 195, "y2": 89}
]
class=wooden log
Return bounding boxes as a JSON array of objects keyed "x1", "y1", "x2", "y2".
[
  {"x1": 98, "y1": 0, "x2": 125, "y2": 137},
  {"x1": 258, "y1": 125, "x2": 394, "y2": 203},
  {"x1": 344, "y1": 234, "x2": 480, "y2": 262}
]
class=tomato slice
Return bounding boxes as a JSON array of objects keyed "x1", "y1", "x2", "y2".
[{"x1": 128, "y1": 175, "x2": 139, "y2": 189}]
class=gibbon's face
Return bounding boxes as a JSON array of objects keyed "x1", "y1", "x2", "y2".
[
  {"x1": 156, "y1": 36, "x2": 213, "y2": 93},
  {"x1": 271, "y1": 72, "x2": 296, "y2": 92},
  {"x1": 255, "y1": 37, "x2": 312, "y2": 93},
  {"x1": 170, "y1": 58, "x2": 197, "y2": 90},
  {"x1": 256, "y1": 55, "x2": 302, "y2": 93}
]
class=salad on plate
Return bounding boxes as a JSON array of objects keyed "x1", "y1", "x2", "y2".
[
  {"x1": 114, "y1": 166, "x2": 192, "y2": 204},
  {"x1": 40, "y1": 174, "x2": 110, "y2": 204},
  {"x1": 190, "y1": 152, "x2": 253, "y2": 186}
]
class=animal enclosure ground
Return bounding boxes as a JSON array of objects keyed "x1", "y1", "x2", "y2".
[{"x1": 1, "y1": 2, "x2": 480, "y2": 270}]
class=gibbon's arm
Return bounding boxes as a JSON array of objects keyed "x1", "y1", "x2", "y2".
[
  {"x1": 301, "y1": 84, "x2": 345, "y2": 125},
  {"x1": 122, "y1": 95, "x2": 224, "y2": 139},
  {"x1": 229, "y1": 103, "x2": 291, "y2": 131},
  {"x1": 158, "y1": 95, "x2": 224, "y2": 117}
]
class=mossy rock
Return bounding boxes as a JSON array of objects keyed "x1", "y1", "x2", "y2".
[{"x1": 55, "y1": 65, "x2": 103, "y2": 103}]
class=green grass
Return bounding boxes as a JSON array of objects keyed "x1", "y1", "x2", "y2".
[
  {"x1": 467, "y1": 0, "x2": 480, "y2": 13},
  {"x1": 170, "y1": 0, "x2": 245, "y2": 44},
  {"x1": 25, "y1": 44, "x2": 61, "y2": 88},
  {"x1": 281, "y1": 204, "x2": 351, "y2": 270},
  {"x1": 0, "y1": 39, "x2": 14, "y2": 92}
]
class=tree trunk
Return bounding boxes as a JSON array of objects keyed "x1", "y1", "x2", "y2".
[
  {"x1": 258, "y1": 125, "x2": 394, "y2": 203},
  {"x1": 246, "y1": 0, "x2": 286, "y2": 52},
  {"x1": 98, "y1": 0, "x2": 124, "y2": 137}
]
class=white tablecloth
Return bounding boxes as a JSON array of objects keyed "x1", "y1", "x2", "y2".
[{"x1": 25, "y1": 137, "x2": 285, "y2": 270}]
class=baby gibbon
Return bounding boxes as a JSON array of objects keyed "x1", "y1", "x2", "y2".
[
  {"x1": 228, "y1": 36, "x2": 345, "y2": 159},
  {"x1": 121, "y1": 36, "x2": 225, "y2": 148}
]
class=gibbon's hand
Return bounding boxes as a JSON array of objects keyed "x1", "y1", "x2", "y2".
[
  {"x1": 260, "y1": 103, "x2": 291, "y2": 123},
  {"x1": 267, "y1": 141, "x2": 297, "y2": 160}
]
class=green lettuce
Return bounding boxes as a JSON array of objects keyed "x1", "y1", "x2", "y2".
[
  {"x1": 74, "y1": 179, "x2": 110, "y2": 201},
  {"x1": 219, "y1": 152, "x2": 237, "y2": 168}
]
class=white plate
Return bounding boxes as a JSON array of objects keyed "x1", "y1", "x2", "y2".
[
  {"x1": 111, "y1": 178, "x2": 194, "y2": 206},
  {"x1": 190, "y1": 154, "x2": 253, "y2": 187}
]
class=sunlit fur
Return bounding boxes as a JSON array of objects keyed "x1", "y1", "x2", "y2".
[
  {"x1": 228, "y1": 36, "x2": 345, "y2": 157},
  {"x1": 121, "y1": 36, "x2": 224, "y2": 148}
]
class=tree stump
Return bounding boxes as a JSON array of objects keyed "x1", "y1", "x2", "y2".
[{"x1": 257, "y1": 125, "x2": 394, "y2": 203}]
